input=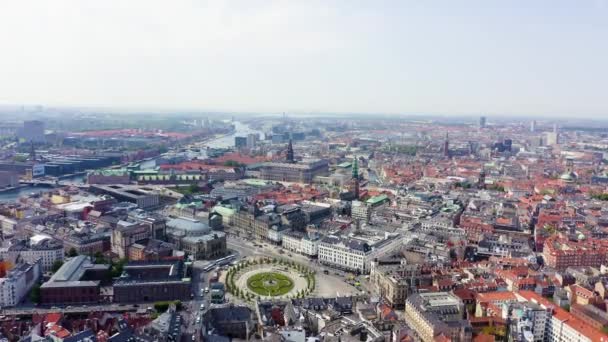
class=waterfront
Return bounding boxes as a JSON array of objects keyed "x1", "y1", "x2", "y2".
[
  {"x1": 204, "y1": 121, "x2": 262, "y2": 149},
  {"x1": 0, "y1": 122, "x2": 259, "y2": 202}
]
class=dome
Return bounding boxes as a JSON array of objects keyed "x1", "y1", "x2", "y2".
[
  {"x1": 559, "y1": 171, "x2": 577, "y2": 182},
  {"x1": 167, "y1": 217, "x2": 211, "y2": 236}
]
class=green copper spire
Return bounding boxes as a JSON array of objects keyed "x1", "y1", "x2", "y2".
[{"x1": 352, "y1": 156, "x2": 359, "y2": 179}]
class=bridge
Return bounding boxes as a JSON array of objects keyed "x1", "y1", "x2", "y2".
[{"x1": 19, "y1": 179, "x2": 89, "y2": 189}]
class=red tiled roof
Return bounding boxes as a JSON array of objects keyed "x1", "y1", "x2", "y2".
[{"x1": 517, "y1": 291, "x2": 608, "y2": 342}]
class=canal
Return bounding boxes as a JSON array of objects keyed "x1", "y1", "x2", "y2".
[{"x1": 0, "y1": 122, "x2": 260, "y2": 202}]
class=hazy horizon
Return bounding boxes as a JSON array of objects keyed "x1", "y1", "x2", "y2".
[{"x1": 1, "y1": 1, "x2": 607, "y2": 118}]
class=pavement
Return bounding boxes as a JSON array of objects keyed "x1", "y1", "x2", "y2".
[
  {"x1": 3, "y1": 233, "x2": 376, "y2": 338},
  {"x1": 226, "y1": 235, "x2": 369, "y2": 298}
]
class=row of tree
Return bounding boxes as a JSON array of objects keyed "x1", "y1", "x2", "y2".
[{"x1": 225, "y1": 257, "x2": 316, "y2": 301}]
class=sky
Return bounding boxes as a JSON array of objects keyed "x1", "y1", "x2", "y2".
[{"x1": 0, "y1": 0, "x2": 607, "y2": 118}]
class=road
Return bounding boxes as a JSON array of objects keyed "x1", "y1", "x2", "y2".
[
  {"x1": 183, "y1": 262, "x2": 212, "y2": 341},
  {"x1": 226, "y1": 235, "x2": 372, "y2": 298},
  {"x1": 1, "y1": 303, "x2": 141, "y2": 316}
]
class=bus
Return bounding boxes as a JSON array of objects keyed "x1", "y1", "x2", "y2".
[{"x1": 201, "y1": 254, "x2": 235, "y2": 272}]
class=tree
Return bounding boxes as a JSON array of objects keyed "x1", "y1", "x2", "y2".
[
  {"x1": 51, "y1": 260, "x2": 64, "y2": 273},
  {"x1": 154, "y1": 301, "x2": 170, "y2": 313},
  {"x1": 29, "y1": 283, "x2": 41, "y2": 304},
  {"x1": 68, "y1": 248, "x2": 78, "y2": 257},
  {"x1": 111, "y1": 258, "x2": 128, "y2": 278},
  {"x1": 93, "y1": 251, "x2": 107, "y2": 264}
]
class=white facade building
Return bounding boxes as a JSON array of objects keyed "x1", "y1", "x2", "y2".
[
  {"x1": 282, "y1": 231, "x2": 320, "y2": 257},
  {"x1": 1, "y1": 238, "x2": 64, "y2": 273},
  {"x1": 318, "y1": 232, "x2": 402, "y2": 273},
  {"x1": 0, "y1": 259, "x2": 42, "y2": 307},
  {"x1": 515, "y1": 292, "x2": 605, "y2": 342},
  {"x1": 0, "y1": 237, "x2": 64, "y2": 273}
]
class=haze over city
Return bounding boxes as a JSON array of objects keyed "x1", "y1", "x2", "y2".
[
  {"x1": 1, "y1": 1, "x2": 608, "y2": 117},
  {"x1": 4, "y1": 3, "x2": 608, "y2": 342}
]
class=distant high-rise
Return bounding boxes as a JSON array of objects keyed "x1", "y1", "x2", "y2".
[
  {"x1": 553, "y1": 123, "x2": 559, "y2": 134},
  {"x1": 246, "y1": 133, "x2": 258, "y2": 149},
  {"x1": 530, "y1": 120, "x2": 536, "y2": 132},
  {"x1": 545, "y1": 132, "x2": 558, "y2": 146},
  {"x1": 235, "y1": 136, "x2": 247, "y2": 149},
  {"x1": 17, "y1": 120, "x2": 45, "y2": 143},
  {"x1": 503, "y1": 139, "x2": 512, "y2": 152},
  {"x1": 479, "y1": 116, "x2": 487, "y2": 129}
]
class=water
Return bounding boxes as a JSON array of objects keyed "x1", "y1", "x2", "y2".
[
  {"x1": 0, "y1": 185, "x2": 51, "y2": 202},
  {"x1": 0, "y1": 173, "x2": 86, "y2": 202},
  {"x1": 0, "y1": 122, "x2": 261, "y2": 202},
  {"x1": 204, "y1": 121, "x2": 262, "y2": 149}
]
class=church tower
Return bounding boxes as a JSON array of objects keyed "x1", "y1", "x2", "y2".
[
  {"x1": 286, "y1": 139, "x2": 295, "y2": 163},
  {"x1": 352, "y1": 156, "x2": 360, "y2": 199}
]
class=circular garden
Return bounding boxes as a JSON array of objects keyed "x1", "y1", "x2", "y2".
[
  {"x1": 247, "y1": 272, "x2": 294, "y2": 296},
  {"x1": 225, "y1": 257, "x2": 316, "y2": 302}
]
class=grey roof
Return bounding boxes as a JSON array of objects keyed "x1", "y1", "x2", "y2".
[
  {"x1": 205, "y1": 306, "x2": 251, "y2": 323},
  {"x1": 167, "y1": 217, "x2": 211, "y2": 235},
  {"x1": 63, "y1": 329, "x2": 96, "y2": 342},
  {"x1": 42, "y1": 255, "x2": 108, "y2": 288}
]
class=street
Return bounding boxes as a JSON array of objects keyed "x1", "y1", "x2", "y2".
[{"x1": 225, "y1": 235, "x2": 373, "y2": 298}]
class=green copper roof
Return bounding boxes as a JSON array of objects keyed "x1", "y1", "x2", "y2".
[
  {"x1": 89, "y1": 168, "x2": 128, "y2": 176},
  {"x1": 366, "y1": 194, "x2": 388, "y2": 205},
  {"x1": 243, "y1": 179, "x2": 269, "y2": 187}
]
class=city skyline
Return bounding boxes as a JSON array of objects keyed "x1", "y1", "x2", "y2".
[{"x1": 1, "y1": 1, "x2": 608, "y2": 118}]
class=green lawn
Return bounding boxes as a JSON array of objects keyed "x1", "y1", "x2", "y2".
[{"x1": 247, "y1": 272, "x2": 294, "y2": 296}]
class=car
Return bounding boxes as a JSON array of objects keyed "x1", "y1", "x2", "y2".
[
  {"x1": 204, "y1": 287, "x2": 210, "y2": 293},
  {"x1": 192, "y1": 335, "x2": 196, "y2": 341},
  {"x1": 200, "y1": 303, "x2": 205, "y2": 311}
]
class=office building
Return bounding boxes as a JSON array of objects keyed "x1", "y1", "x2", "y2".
[
  {"x1": 246, "y1": 133, "x2": 258, "y2": 149},
  {"x1": 479, "y1": 116, "x2": 486, "y2": 129},
  {"x1": 235, "y1": 136, "x2": 247, "y2": 149},
  {"x1": 544, "y1": 132, "x2": 558, "y2": 146}
]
